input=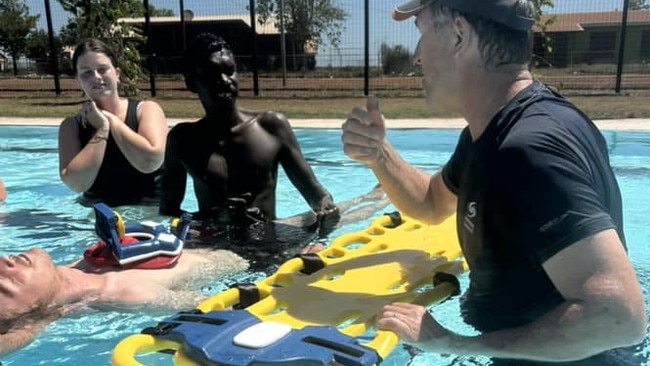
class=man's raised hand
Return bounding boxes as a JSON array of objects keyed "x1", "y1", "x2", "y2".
[{"x1": 341, "y1": 96, "x2": 387, "y2": 165}]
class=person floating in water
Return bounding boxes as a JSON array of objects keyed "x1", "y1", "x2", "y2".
[
  {"x1": 0, "y1": 203, "x2": 249, "y2": 358},
  {"x1": 0, "y1": 246, "x2": 248, "y2": 358},
  {"x1": 0, "y1": 196, "x2": 377, "y2": 357},
  {"x1": 159, "y1": 32, "x2": 340, "y2": 237}
]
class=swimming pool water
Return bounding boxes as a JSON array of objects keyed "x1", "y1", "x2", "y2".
[{"x1": 0, "y1": 126, "x2": 648, "y2": 365}]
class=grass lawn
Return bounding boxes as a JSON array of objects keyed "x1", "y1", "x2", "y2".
[{"x1": 0, "y1": 94, "x2": 649, "y2": 120}]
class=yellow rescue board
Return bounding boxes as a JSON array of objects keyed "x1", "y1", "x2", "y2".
[{"x1": 113, "y1": 213, "x2": 466, "y2": 366}]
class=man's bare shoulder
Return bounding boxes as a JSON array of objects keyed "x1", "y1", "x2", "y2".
[
  {"x1": 254, "y1": 110, "x2": 294, "y2": 136},
  {"x1": 166, "y1": 118, "x2": 209, "y2": 149}
]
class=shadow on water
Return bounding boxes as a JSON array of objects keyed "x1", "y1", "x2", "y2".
[
  {"x1": 613, "y1": 166, "x2": 650, "y2": 176},
  {"x1": 0, "y1": 146, "x2": 58, "y2": 154},
  {"x1": 605, "y1": 131, "x2": 650, "y2": 156},
  {"x1": 0, "y1": 208, "x2": 88, "y2": 240}
]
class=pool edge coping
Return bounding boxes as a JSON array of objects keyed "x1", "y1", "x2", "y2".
[{"x1": 1, "y1": 117, "x2": 650, "y2": 131}]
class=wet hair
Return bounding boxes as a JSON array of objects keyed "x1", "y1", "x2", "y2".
[
  {"x1": 71, "y1": 38, "x2": 120, "y2": 75},
  {"x1": 430, "y1": 0, "x2": 534, "y2": 70},
  {"x1": 0, "y1": 305, "x2": 57, "y2": 336},
  {"x1": 0, "y1": 294, "x2": 48, "y2": 326}
]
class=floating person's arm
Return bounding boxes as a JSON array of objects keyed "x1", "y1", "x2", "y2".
[
  {"x1": 336, "y1": 187, "x2": 392, "y2": 227},
  {"x1": 0, "y1": 313, "x2": 61, "y2": 357},
  {"x1": 0, "y1": 327, "x2": 40, "y2": 357},
  {"x1": 277, "y1": 184, "x2": 390, "y2": 238}
]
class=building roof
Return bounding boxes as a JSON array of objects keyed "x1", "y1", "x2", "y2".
[
  {"x1": 119, "y1": 14, "x2": 280, "y2": 35},
  {"x1": 538, "y1": 10, "x2": 650, "y2": 33}
]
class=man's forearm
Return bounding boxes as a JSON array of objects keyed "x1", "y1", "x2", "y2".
[
  {"x1": 369, "y1": 143, "x2": 443, "y2": 223},
  {"x1": 424, "y1": 299, "x2": 643, "y2": 362}
]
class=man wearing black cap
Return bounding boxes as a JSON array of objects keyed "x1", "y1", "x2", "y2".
[{"x1": 342, "y1": 0, "x2": 647, "y2": 365}]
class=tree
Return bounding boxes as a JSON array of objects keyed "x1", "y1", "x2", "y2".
[
  {"x1": 380, "y1": 43, "x2": 413, "y2": 76},
  {"x1": 629, "y1": 0, "x2": 650, "y2": 10},
  {"x1": 0, "y1": 0, "x2": 39, "y2": 76},
  {"x1": 531, "y1": 0, "x2": 556, "y2": 67},
  {"x1": 26, "y1": 29, "x2": 61, "y2": 60},
  {"x1": 255, "y1": 0, "x2": 348, "y2": 70},
  {"x1": 146, "y1": 5, "x2": 174, "y2": 17},
  {"x1": 26, "y1": 29, "x2": 70, "y2": 75},
  {"x1": 531, "y1": 0, "x2": 555, "y2": 29},
  {"x1": 56, "y1": 0, "x2": 146, "y2": 95},
  {"x1": 58, "y1": 21, "x2": 80, "y2": 47}
]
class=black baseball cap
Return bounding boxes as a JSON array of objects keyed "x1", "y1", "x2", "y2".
[{"x1": 392, "y1": 0, "x2": 535, "y2": 31}]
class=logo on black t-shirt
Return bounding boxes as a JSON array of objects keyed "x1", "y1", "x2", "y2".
[{"x1": 463, "y1": 201, "x2": 477, "y2": 234}]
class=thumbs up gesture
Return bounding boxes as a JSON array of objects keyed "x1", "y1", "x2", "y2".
[{"x1": 342, "y1": 96, "x2": 387, "y2": 165}]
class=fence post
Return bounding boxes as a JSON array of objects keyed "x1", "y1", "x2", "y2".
[
  {"x1": 249, "y1": 0, "x2": 260, "y2": 96},
  {"x1": 364, "y1": 0, "x2": 370, "y2": 96},
  {"x1": 615, "y1": 0, "x2": 630, "y2": 94},
  {"x1": 179, "y1": 0, "x2": 187, "y2": 52},
  {"x1": 279, "y1": 0, "x2": 287, "y2": 87},
  {"x1": 143, "y1": 0, "x2": 157, "y2": 97},
  {"x1": 44, "y1": 0, "x2": 61, "y2": 96}
]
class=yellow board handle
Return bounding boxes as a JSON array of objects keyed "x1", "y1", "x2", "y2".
[
  {"x1": 114, "y1": 210, "x2": 126, "y2": 241},
  {"x1": 112, "y1": 334, "x2": 183, "y2": 366}
]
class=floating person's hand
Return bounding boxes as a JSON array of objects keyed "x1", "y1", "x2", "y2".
[{"x1": 300, "y1": 242, "x2": 326, "y2": 254}]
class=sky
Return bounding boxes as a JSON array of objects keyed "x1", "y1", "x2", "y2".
[{"x1": 24, "y1": 0, "x2": 630, "y2": 67}]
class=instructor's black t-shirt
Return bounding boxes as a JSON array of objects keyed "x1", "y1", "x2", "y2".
[{"x1": 442, "y1": 81, "x2": 640, "y2": 365}]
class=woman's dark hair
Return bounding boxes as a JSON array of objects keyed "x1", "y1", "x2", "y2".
[{"x1": 71, "y1": 38, "x2": 119, "y2": 75}]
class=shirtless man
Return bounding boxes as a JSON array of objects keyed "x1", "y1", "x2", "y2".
[
  {"x1": 0, "y1": 247, "x2": 248, "y2": 357},
  {"x1": 159, "y1": 32, "x2": 340, "y2": 234}
]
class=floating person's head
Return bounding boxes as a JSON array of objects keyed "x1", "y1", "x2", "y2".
[{"x1": 0, "y1": 249, "x2": 60, "y2": 324}]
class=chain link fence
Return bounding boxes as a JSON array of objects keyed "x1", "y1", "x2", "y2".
[{"x1": 1, "y1": 0, "x2": 649, "y2": 98}]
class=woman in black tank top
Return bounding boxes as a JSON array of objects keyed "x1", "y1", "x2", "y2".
[{"x1": 58, "y1": 38, "x2": 168, "y2": 206}]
